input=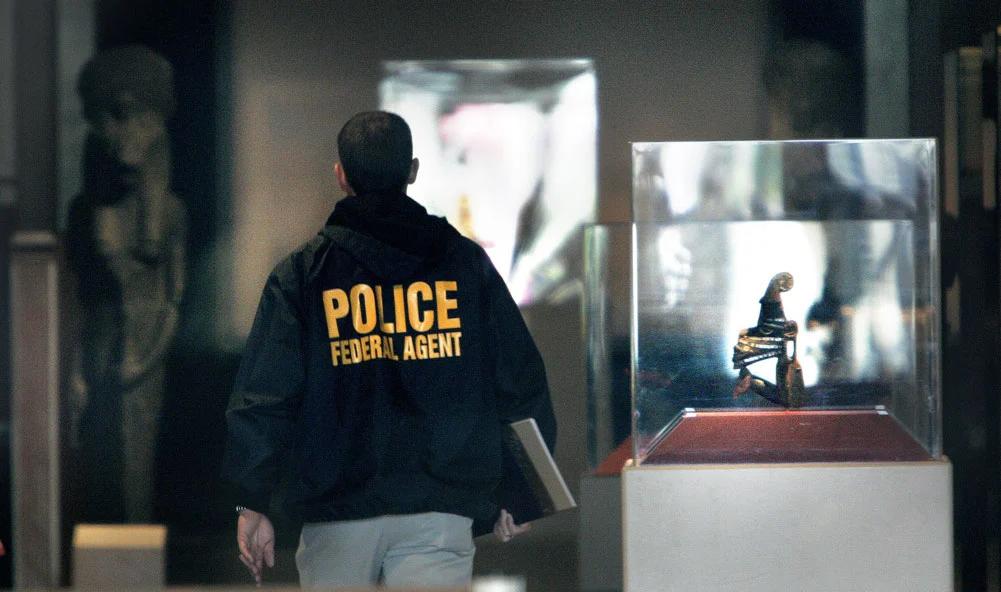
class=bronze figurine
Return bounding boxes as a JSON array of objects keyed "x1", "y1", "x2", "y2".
[{"x1": 731, "y1": 272, "x2": 806, "y2": 407}]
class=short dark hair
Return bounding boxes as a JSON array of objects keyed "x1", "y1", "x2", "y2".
[{"x1": 337, "y1": 111, "x2": 413, "y2": 194}]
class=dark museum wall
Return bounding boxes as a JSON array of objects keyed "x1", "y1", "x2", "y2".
[{"x1": 3, "y1": 0, "x2": 1001, "y2": 590}]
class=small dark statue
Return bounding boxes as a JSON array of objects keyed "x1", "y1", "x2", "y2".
[{"x1": 731, "y1": 272, "x2": 806, "y2": 407}]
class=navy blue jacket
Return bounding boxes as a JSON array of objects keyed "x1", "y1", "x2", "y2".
[{"x1": 222, "y1": 192, "x2": 555, "y2": 524}]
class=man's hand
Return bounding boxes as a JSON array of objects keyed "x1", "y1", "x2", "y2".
[
  {"x1": 237, "y1": 509, "x2": 275, "y2": 585},
  {"x1": 493, "y1": 509, "x2": 531, "y2": 543}
]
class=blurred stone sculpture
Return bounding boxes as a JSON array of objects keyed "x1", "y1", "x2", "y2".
[
  {"x1": 732, "y1": 272, "x2": 806, "y2": 408},
  {"x1": 66, "y1": 45, "x2": 186, "y2": 522}
]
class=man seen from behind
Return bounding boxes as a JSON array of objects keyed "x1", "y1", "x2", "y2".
[{"x1": 222, "y1": 110, "x2": 556, "y2": 588}]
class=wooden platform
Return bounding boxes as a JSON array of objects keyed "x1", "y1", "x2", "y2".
[{"x1": 643, "y1": 409, "x2": 932, "y2": 464}]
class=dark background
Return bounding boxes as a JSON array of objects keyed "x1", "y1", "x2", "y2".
[{"x1": 3, "y1": 0, "x2": 1001, "y2": 589}]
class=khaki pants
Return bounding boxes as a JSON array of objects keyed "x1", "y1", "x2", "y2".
[{"x1": 295, "y1": 512, "x2": 475, "y2": 588}]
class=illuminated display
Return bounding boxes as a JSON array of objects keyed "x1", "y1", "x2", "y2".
[{"x1": 380, "y1": 59, "x2": 597, "y2": 305}]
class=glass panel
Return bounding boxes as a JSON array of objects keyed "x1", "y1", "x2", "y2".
[
  {"x1": 631, "y1": 139, "x2": 940, "y2": 464},
  {"x1": 584, "y1": 223, "x2": 633, "y2": 469},
  {"x1": 380, "y1": 59, "x2": 597, "y2": 305}
]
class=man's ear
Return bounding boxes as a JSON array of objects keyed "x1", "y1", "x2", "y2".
[
  {"x1": 407, "y1": 158, "x2": 419, "y2": 184},
  {"x1": 334, "y1": 162, "x2": 353, "y2": 194}
]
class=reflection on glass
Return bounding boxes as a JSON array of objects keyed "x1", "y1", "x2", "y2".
[
  {"x1": 381, "y1": 59, "x2": 597, "y2": 304},
  {"x1": 631, "y1": 140, "x2": 939, "y2": 463}
]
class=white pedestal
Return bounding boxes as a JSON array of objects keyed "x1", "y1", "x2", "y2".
[
  {"x1": 579, "y1": 473, "x2": 623, "y2": 591},
  {"x1": 622, "y1": 460, "x2": 953, "y2": 592}
]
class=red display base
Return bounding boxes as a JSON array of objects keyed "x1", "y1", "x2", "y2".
[
  {"x1": 594, "y1": 438, "x2": 633, "y2": 477},
  {"x1": 643, "y1": 409, "x2": 932, "y2": 464}
]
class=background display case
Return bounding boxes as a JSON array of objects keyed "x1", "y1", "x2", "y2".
[
  {"x1": 580, "y1": 223, "x2": 632, "y2": 592},
  {"x1": 630, "y1": 139, "x2": 941, "y2": 465}
]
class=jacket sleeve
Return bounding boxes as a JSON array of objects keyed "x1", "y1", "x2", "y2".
[
  {"x1": 221, "y1": 261, "x2": 306, "y2": 513},
  {"x1": 484, "y1": 256, "x2": 557, "y2": 452}
]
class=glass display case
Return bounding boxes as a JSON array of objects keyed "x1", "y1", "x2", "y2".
[
  {"x1": 380, "y1": 59, "x2": 597, "y2": 306},
  {"x1": 630, "y1": 139, "x2": 940, "y2": 465}
]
